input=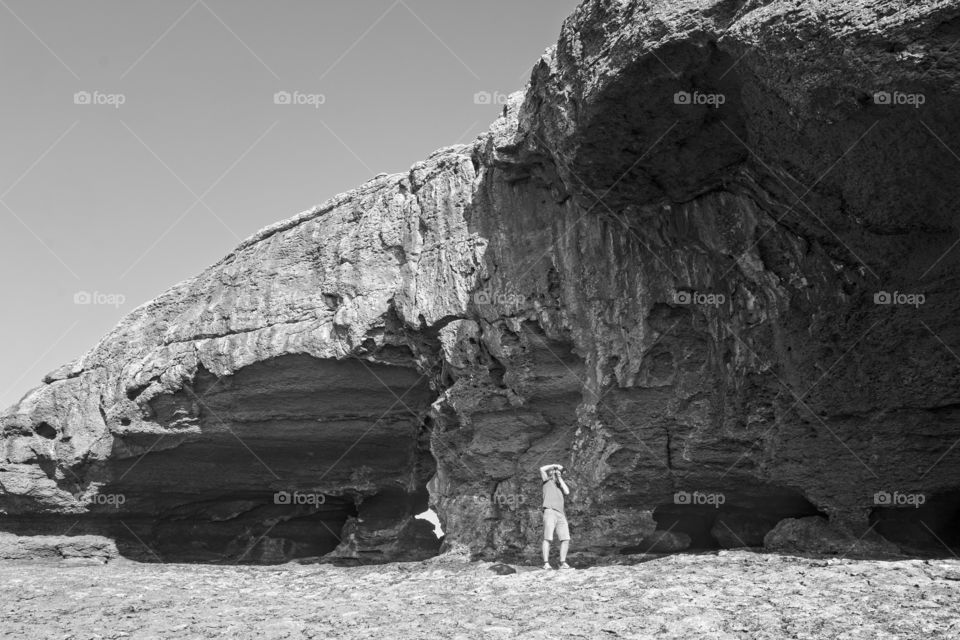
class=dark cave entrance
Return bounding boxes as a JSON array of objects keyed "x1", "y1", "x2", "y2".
[
  {"x1": 634, "y1": 485, "x2": 824, "y2": 552},
  {"x1": 51, "y1": 354, "x2": 444, "y2": 564},
  {"x1": 870, "y1": 490, "x2": 960, "y2": 556},
  {"x1": 108, "y1": 493, "x2": 362, "y2": 564}
]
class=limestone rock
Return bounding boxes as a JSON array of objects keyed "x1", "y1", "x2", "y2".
[
  {"x1": 764, "y1": 516, "x2": 901, "y2": 557},
  {"x1": 0, "y1": 532, "x2": 118, "y2": 563},
  {"x1": 3, "y1": 0, "x2": 960, "y2": 563},
  {"x1": 627, "y1": 530, "x2": 692, "y2": 554},
  {"x1": 488, "y1": 562, "x2": 517, "y2": 575}
]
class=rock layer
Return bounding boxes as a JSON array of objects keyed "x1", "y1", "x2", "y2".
[{"x1": 3, "y1": 0, "x2": 960, "y2": 562}]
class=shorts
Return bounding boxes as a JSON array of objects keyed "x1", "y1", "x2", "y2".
[{"x1": 542, "y1": 508, "x2": 570, "y2": 542}]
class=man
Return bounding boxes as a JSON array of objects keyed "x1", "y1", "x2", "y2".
[{"x1": 540, "y1": 463, "x2": 571, "y2": 569}]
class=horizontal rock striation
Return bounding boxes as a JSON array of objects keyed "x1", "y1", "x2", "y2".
[{"x1": 3, "y1": 0, "x2": 960, "y2": 562}]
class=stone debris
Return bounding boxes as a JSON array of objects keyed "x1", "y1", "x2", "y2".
[{"x1": 0, "y1": 552, "x2": 957, "y2": 639}]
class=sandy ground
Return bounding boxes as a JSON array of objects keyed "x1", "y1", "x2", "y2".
[{"x1": 2, "y1": 550, "x2": 959, "y2": 639}]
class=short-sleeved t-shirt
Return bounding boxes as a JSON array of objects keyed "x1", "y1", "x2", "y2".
[{"x1": 542, "y1": 478, "x2": 565, "y2": 515}]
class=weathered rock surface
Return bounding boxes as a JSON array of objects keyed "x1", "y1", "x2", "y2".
[
  {"x1": 488, "y1": 562, "x2": 517, "y2": 574},
  {"x1": 626, "y1": 529, "x2": 692, "y2": 554},
  {"x1": 3, "y1": 0, "x2": 960, "y2": 562},
  {"x1": 764, "y1": 516, "x2": 901, "y2": 556},
  {"x1": 3, "y1": 553, "x2": 960, "y2": 639},
  {"x1": 0, "y1": 533, "x2": 118, "y2": 563}
]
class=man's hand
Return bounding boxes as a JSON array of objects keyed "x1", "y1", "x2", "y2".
[
  {"x1": 539, "y1": 463, "x2": 563, "y2": 481},
  {"x1": 557, "y1": 473, "x2": 570, "y2": 496}
]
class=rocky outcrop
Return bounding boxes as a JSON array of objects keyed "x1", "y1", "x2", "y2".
[
  {"x1": 626, "y1": 530, "x2": 692, "y2": 554},
  {"x1": 0, "y1": 156, "x2": 469, "y2": 563},
  {"x1": 3, "y1": 0, "x2": 960, "y2": 563},
  {"x1": 0, "y1": 533, "x2": 118, "y2": 563},
  {"x1": 764, "y1": 516, "x2": 900, "y2": 556}
]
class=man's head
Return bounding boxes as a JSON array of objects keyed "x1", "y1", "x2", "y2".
[{"x1": 550, "y1": 466, "x2": 563, "y2": 479}]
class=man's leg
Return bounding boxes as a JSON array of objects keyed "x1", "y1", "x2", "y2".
[
  {"x1": 557, "y1": 515, "x2": 571, "y2": 566},
  {"x1": 542, "y1": 509, "x2": 557, "y2": 567}
]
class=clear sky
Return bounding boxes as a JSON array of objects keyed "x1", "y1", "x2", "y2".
[{"x1": 0, "y1": 0, "x2": 581, "y2": 411}]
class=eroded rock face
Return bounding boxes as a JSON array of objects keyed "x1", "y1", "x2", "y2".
[
  {"x1": 764, "y1": 516, "x2": 900, "y2": 556},
  {"x1": 0, "y1": 151, "x2": 475, "y2": 563},
  {"x1": 0, "y1": 533, "x2": 118, "y2": 563},
  {"x1": 3, "y1": 0, "x2": 960, "y2": 562},
  {"x1": 625, "y1": 530, "x2": 692, "y2": 554}
]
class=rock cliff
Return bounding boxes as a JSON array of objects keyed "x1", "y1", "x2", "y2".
[{"x1": 3, "y1": 0, "x2": 960, "y2": 563}]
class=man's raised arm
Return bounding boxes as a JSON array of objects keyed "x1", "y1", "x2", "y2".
[{"x1": 540, "y1": 463, "x2": 559, "y2": 481}]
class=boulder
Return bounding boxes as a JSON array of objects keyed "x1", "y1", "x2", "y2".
[
  {"x1": 489, "y1": 563, "x2": 517, "y2": 575},
  {"x1": 625, "y1": 530, "x2": 692, "y2": 554},
  {"x1": 0, "y1": 533, "x2": 118, "y2": 563},
  {"x1": 764, "y1": 517, "x2": 900, "y2": 557}
]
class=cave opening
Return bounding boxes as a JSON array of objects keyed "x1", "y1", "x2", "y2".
[
  {"x1": 80, "y1": 353, "x2": 443, "y2": 564},
  {"x1": 108, "y1": 493, "x2": 362, "y2": 564},
  {"x1": 639, "y1": 484, "x2": 824, "y2": 552},
  {"x1": 870, "y1": 490, "x2": 960, "y2": 556},
  {"x1": 650, "y1": 503, "x2": 723, "y2": 550}
]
